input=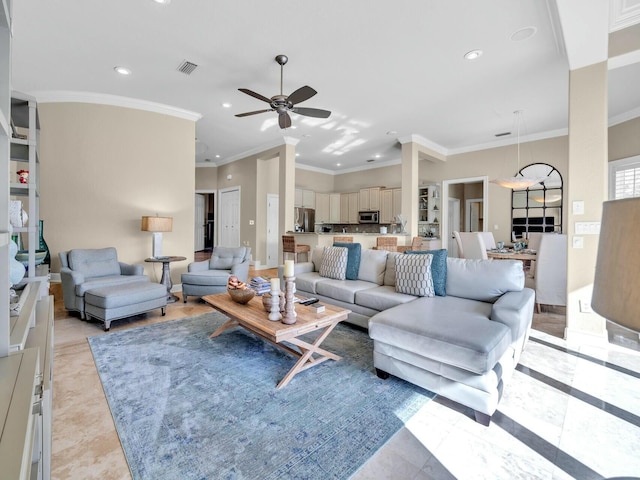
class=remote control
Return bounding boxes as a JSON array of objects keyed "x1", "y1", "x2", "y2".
[{"x1": 300, "y1": 298, "x2": 319, "y2": 306}]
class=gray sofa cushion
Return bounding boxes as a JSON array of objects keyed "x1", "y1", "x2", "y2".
[
  {"x1": 369, "y1": 296, "x2": 512, "y2": 375},
  {"x1": 357, "y1": 248, "x2": 388, "y2": 285},
  {"x1": 76, "y1": 274, "x2": 149, "y2": 296},
  {"x1": 311, "y1": 246, "x2": 325, "y2": 272},
  {"x1": 355, "y1": 285, "x2": 417, "y2": 311},
  {"x1": 181, "y1": 270, "x2": 231, "y2": 286},
  {"x1": 68, "y1": 247, "x2": 121, "y2": 278},
  {"x1": 316, "y1": 279, "x2": 378, "y2": 304},
  {"x1": 209, "y1": 247, "x2": 248, "y2": 270},
  {"x1": 85, "y1": 282, "x2": 166, "y2": 308},
  {"x1": 383, "y1": 252, "x2": 403, "y2": 286},
  {"x1": 295, "y1": 272, "x2": 325, "y2": 294},
  {"x1": 446, "y1": 258, "x2": 524, "y2": 302}
]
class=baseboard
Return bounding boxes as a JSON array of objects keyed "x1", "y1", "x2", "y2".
[{"x1": 50, "y1": 272, "x2": 61, "y2": 283}]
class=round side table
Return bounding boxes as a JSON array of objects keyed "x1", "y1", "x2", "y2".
[{"x1": 145, "y1": 256, "x2": 186, "y2": 303}]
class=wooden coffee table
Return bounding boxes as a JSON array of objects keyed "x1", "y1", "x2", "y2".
[{"x1": 202, "y1": 293, "x2": 351, "y2": 389}]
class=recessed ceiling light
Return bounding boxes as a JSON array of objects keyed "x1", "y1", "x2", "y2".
[
  {"x1": 302, "y1": 134, "x2": 311, "y2": 138},
  {"x1": 375, "y1": 154, "x2": 381, "y2": 158},
  {"x1": 114, "y1": 66, "x2": 132, "y2": 76},
  {"x1": 290, "y1": 125, "x2": 297, "y2": 130},
  {"x1": 221, "y1": 103, "x2": 232, "y2": 108},
  {"x1": 215, "y1": 154, "x2": 221, "y2": 158},
  {"x1": 152, "y1": 0, "x2": 171, "y2": 4},
  {"x1": 510, "y1": 26, "x2": 537, "y2": 42},
  {"x1": 295, "y1": 153, "x2": 300, "y2": 157},
  {"x1": 464, "y1": 50, "x2": 483, "y2": 60},
  {"x1": 336, "y1": 163, "x2": 341, "y2": 167}
]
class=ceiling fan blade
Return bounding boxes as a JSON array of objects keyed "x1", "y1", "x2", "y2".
[
  {"x1": 235, "y1": 109, "x2": 272, "y2": 117},
  {"x1": 287, "y1": 85, "x2": 317, "y2": 105},
  {"x1": 279, "y1": 112, "x2": 292, "y2": 129},
  {"x1": 238, "y1": 88, "x2": 272, "y2": 104},
  {"x1": 291, "y1": 107, "x2": 331, "y2": 119}
]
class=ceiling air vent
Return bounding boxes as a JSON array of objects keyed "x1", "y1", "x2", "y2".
[
  {"x1": 177, "y1": 60, "x2": 198, "y2": 75},
  {"x1": 495, "y1": 131, "x2": 511, "y2": 137}
]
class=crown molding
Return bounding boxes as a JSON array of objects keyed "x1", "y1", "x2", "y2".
[
  {"x1": 609, "y1": 105, "x2": 640, "y2": 127},
  {"x1": 295, "y1": 163, "x2": 339, "y2": 176},
  {"x1": 447, "y1": 128, "x2": 569, "y2": 155},
  {"x1": 31, "y1": 90, "x2": 202, "y2": 121},
  {"x1": 211, "y1": 136, "x2": 300, "y2": 167},
  {"x1": 396, "y1": 134, "x2": 448, "y2": 155},
  {"x1": 334, "y1": 158, "x2": 402, "y2": 175},
  {"x1": 609, "y1": 49, "x2": 640, "y2": 70},
  {"x1": 610, "y1": 0, "x2": 640, "y2": 32}
]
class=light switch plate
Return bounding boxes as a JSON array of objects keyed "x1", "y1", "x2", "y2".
[
  {"x1": 573, "y1": 200, "x2": 585, "y2": 215},
  {"x1": 572, "y1": 236, "x2": 584, "y2": 248}
]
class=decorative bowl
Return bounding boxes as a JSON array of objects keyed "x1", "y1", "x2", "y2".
[
  {"x1": 227, "y1": 287, "x2": 255, "y2": 304},
  {"x1": 16, "y1": 249, "x2": 47, "y2": 266}
]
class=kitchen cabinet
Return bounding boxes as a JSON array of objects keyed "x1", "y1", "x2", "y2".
[
  {"x1": 348, "y1": 192, "x2": 359, "y2": 224},
  {"x1": 359, "y1": 186, "x2": 382, "y2": 211},
  {"x1": 380, "y1": 188, "x2": 402, "y2": 224},
  {"x1": 315, "y1": 193, "x2": 330, "y2": 223},
  {"x1": 340, "y1": 193, "x2": 350, "y2": 223},
  {"x1": 329, "y1": 194, "x2": 341, "y2": 223},
  {"x1": 294, "y1": 188, "x2": 315, "y2": 208}
]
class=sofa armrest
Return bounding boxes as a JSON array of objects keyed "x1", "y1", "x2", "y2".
[
  {"x1": 60, "y1": 267, "x2": 85, "y2": 309},
  {"x1": 491, "y1": 288, "x2": 535, "y2": 344},
  {"x1": 188, "y1": 260, "x2": 210, "y2": 272},
  {"x1": 277, "y1": 261, "x2": 314, "y2": 281},
  {"x1": 119, "y1": 262, "x2": 144, "y2": 276},
  {"x1": 231, "y1": 259, "x2": 251, "y2": 283}
]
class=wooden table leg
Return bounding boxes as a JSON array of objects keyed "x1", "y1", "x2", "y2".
[
  {"x1": 209, "y1": 318, "x2": 240, "y2": 338},
  {"x1": 276, "y1": 321, "x2": 342, "y2": 389}
]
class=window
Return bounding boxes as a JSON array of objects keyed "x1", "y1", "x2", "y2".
[{"x1": 609, "y1": 155, "x2": 640, "y2": 200}]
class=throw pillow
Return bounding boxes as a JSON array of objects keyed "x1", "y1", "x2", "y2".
[
  {"x1": 406, "y1": 249, "x2": 447, "y2": 296},
  {"x1": 333, "y1": 242, "x2": 361, "y2": 280},
  {"x1": 395, "y1": 253, "x2": 435, "y2": 297},
  {"x1": 319, "y1": 246, "x2": 348, "y2": 280}
]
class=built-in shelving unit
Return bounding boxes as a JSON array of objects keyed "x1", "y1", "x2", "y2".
[{"x1": 418, "y1": 184, "x2": 440, "y2": 238}]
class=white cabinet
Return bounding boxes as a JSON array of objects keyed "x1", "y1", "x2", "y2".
[
  {"x1": 315, "y1": 193, "x2": 330, "y2": 223},
  {"x1": 348, "y1": 192, "x2": 359, "y2": 224},
  {"x1": 392, "y1": 188, "x2": 402, "y2": 221},
  {"x1": 329, "y1": 194, "x2": 341, "y2": 223},
  {"x1": 340, "y1": 193, "x2": 349, "y2": 223},
  {"x1": 359, "y1": 187, "x2": 381, "y2": 211},
  {"x1": 380, "y1": 189, "x2": 394, "y2": 223},
  {"x1": 295, "y1": 188, "x2": 315, "y2": 208}
]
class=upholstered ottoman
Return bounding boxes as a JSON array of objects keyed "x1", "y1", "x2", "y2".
[{"x1": 85, "y1": 282, "x2": 167, "y2": 331}]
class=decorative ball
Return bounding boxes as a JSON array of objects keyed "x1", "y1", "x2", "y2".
[{"x1": 227, "y1": 287, "x2": 255, "y2": 304}]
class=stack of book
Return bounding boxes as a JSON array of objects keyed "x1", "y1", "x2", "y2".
[{"x1": 250, "y1": 277, "x2": 271, "y2": 295}]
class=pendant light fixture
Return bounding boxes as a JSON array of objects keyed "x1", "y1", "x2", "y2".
[{"x1": 491, "y1": 110, "x2": 547, "y2": 189}]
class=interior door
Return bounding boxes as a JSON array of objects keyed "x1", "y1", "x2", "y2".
[
  {"x1": 194, "y1": 194, "x2": 205, "y2": 251},
  {"x1": 448, "y1": 198, "x2": 461, "y2": 256},
  {"x1": 266, "y1": 194, "x2": 279, "y2": 268},
  {"x1": 219, "y1": 187, "x2": 241, "y2": 247}
]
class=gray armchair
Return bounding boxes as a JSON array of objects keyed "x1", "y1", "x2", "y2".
[
  {"x1": 181, "y1": 246, "x2": 251, "y2": 302},
  {"x1": 59, "y1": 247, "x2": 148, "y2": 319}
]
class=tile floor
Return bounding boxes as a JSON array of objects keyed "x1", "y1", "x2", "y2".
[{"x1": 50, "y1": 275, "x2": 640, "y2": 480}]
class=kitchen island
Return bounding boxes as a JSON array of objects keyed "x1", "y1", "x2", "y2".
[{"x1": 286, "y1": 232, "x2": 441, "y2": 251}]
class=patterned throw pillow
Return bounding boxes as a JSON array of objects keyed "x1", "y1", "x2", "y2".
[
  {"x1": 406, "y1": 249, "x2": 447, "y2": 296},
  {"x1": 395, "y1": 253, "x2": 435, "y2": 297},
  {"x1": 319, "y1": 246, "x2": 348, "y2": 280}
]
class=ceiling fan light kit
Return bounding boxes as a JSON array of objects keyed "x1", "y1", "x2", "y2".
[{"x1": 235, "y1": 54, "x2": 332, "y2": 129}]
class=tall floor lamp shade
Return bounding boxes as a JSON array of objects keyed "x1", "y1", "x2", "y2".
[
  {"x1": 592, "y1": 197, "x2": 640, "y2": 332},
  {"x1": 141, "y1": 216, "x2": 173, "y2": 258}
]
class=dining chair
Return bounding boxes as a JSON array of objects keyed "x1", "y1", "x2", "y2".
[
  {"x1": 397, "y1": 236, "x2": 423, "y2": 253},
  {"x1": 375, "y1": 236, "x2": 398, "y2": 252},
  {"x1": 525, "y1": 234, "x2": 567, "y2": 313},
  {"x1": 478, "y1": 232, "x2": 496, "y2": 250},
  {"x1": 456, "y1": 232, "x2": 488, "y2": 259},
  {"x1": 333, "y1": 236, "x2": 353, "y2": 243},
  {"x1": 282, "y1": 235, "x2": 311, "y2": 262},
  {"x1": 525, "y1": 232, "x2": 543, "y2": 277}
]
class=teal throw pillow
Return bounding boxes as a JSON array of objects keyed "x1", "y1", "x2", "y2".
[
  {"x1": 333, "y1": 242, "x2": 362, "y2": 280},
  {"x1": 406, "y1": 248, "x2": 447, "y2": 296}
]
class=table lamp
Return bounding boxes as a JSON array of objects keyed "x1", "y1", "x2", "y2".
[
  {"x1": 141, "y1": 215, "x2": 173, "y2": 258},
  {"x1": 592, "y1": 197, "x2": 640, "y2": 332}
]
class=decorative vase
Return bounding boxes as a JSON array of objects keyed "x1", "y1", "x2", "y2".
[{"x1": 38, "y1": 220, "x2": 51, "y2": 265}]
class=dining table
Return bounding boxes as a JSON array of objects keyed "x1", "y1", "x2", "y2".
[{"x1": 487, "y1": 250, "x2": 537, "y2": 262}]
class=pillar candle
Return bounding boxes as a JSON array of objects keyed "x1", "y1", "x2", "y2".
[
  {"x1": 270, "y1": 277, "x2": 280, "y2": 292},
  {"x1": 284, "y1": 260, "x2": 295, "y2": 277}
]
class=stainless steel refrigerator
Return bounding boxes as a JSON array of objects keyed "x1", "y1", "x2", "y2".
[{"x1": 294, "y1": 207, "x2": 315, "y2": 232}]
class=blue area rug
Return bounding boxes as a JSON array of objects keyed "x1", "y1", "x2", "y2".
[{"x1": 88, "y1": 312, "x2": 434, "y2": 480}]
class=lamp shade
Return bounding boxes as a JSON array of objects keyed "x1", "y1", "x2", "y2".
[
  {"x1": 141, "y1": 216, "x2": 173, "y2": 232},
  {"x1": 592, "y1": 197, "x2": 640, "y2": 332}
]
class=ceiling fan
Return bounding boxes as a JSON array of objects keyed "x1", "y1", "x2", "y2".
[{"x1": 235, "y1": 54, "x2": 331, "y2": 129}]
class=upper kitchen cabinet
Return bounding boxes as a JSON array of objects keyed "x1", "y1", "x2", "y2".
[
  {"x1": 294, "y1": 188, "x2": 315, "y2": 209},
  {"x1": 359, "y1": 187, "x2": 381, "y2": 211}
]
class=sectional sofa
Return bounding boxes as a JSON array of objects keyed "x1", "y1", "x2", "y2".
[{"x1": 280, "y1": 245, "x2": 535, "y2": 425}]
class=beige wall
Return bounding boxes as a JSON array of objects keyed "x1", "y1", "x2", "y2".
[
  {"x1": 255, "y1": 156, "x2": 279, "y2": 265},
  {"x1": 40, "y1": 102, "x2": 195, "y2": 285},
  {"x1": 195, "y1": 166, "x2": 218, "y2": 190},
  {"x1": 295, "y1": 167, "x2": 334, "y2": 192},
  {"x1": 333, "y1": 164, "x2": 402, "y2": 192},
  {"x1": 609, "y1": 117, "x2": 640, "y2": 161}
]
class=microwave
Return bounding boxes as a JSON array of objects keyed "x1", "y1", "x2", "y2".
[{"x1": 358, "y1": 211, "x2": 379, "y2": 224}]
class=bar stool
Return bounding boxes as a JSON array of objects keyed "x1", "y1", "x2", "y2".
[
  {"x1": 333, "y1": 236, "x2": 353, "y2": 243},
  {"x1": 282, "y1": 235, "x2": 311, "y2": 262},
  {"x1": 375, "y1": 237, "x2": 397, "y2": 252}
]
